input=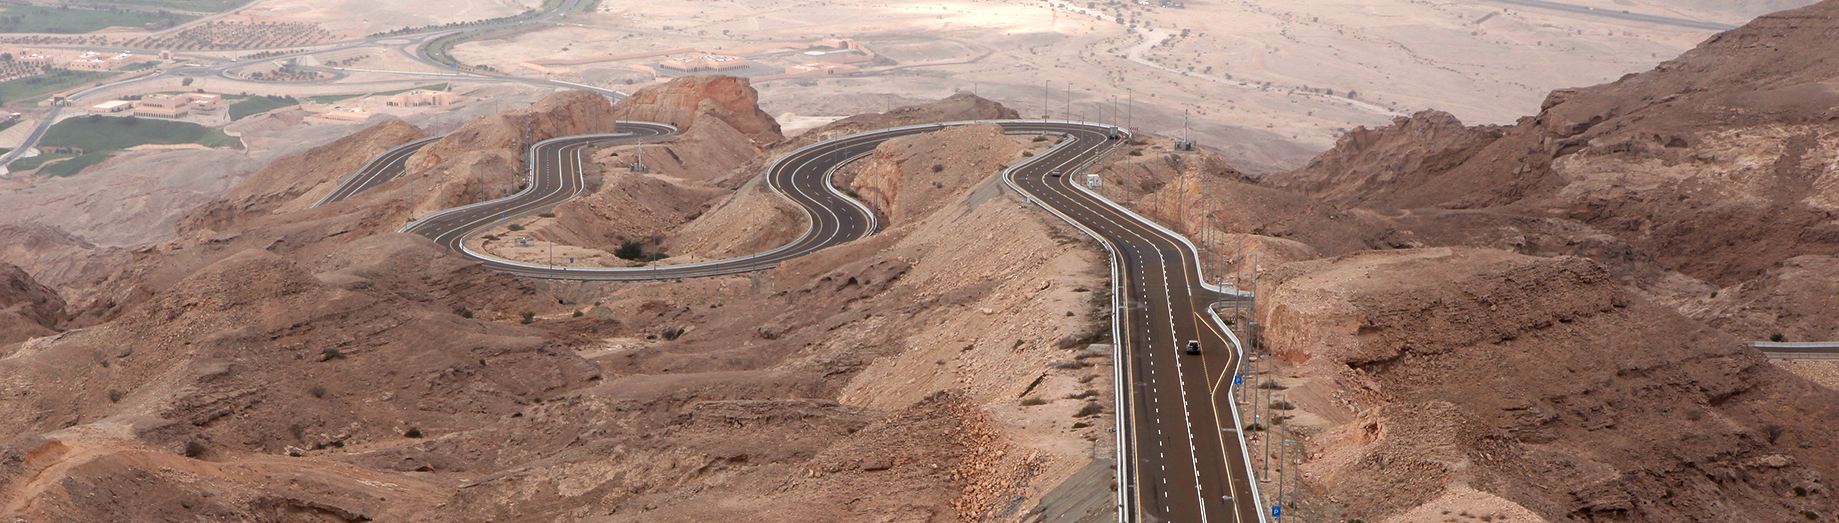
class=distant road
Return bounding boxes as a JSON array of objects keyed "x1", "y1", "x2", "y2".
[
  {"x1": 0, "y1": 104, "x2": 61, "y2": 170},
  {"x1": 1483, "y1": 0, "x2": 1737, "y2": 30},
  {"x1": 314, "y1": 135, "x2": 443, "y2": 206}
]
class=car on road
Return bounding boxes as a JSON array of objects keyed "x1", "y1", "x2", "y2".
[
  {"x1": 1050, "y1": 170, "x2": 1062, "y2": 177},
  {"x1": 1185, "y1": 340, "x2": 1201, "y2": 355}
]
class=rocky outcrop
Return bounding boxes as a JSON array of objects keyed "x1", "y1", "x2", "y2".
[
  {"x1": 0, "y1": 262, "x2": 65, "y2": 344},
  {"x1": 1257, "y1": 247, "x2": 1839, "y2": 522},
  {"x1": 1267, "y1": 110, "x2": 1507, "y2": 209},
  {"x1": 847, "y1": 122, "x2": 1022, "y2": 224},
  {"x1": 612, "y1": 75, "x2": 781, "y2": 141},
  {"x1": 0, "y1": 224, "x2": 130, "y2": 305},
  {"x1": 1691, "y1": 254, "x2": 1839, "y2": 342},
  {"x1": 826, "y1": 92, "x2": 1020, "y2": 132},
  {"x1": 1253, "y1": 2, "x2": 1839, "y2": 343}
]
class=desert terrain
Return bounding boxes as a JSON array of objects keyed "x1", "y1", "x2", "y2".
[
  {"x1": 433, "y1": 0, "x2": 1818, "y2": 172},
  {"x1": 0, "y1": 0, "x2": 1833, "y2": 521}
]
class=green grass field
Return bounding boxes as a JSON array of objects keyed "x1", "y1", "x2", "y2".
[
  {"x1": 38, "y1": 152, "x2": 112, "y2": 177},
  {"x1": 10, "y1": 153, "x2": 73, "y2": 171},
  {"x1": 376, "y1": 83, "x2": 448, "y2": 96},
  {"x1": 0, "y1": 69, "x2": 118, "y2": 105},
  {"x1": 308, "y1": 93, "x2": 357, "y2": 104},
  {"x1": 0, "y1": 5, "x2": 194, "y2": 33},
  {"x1": 119, "y1": 60, "x2": 162, "y2": 71},
  {"x1": 228, "y1": 95, "x2": 296, "y2": 120},
  {"x1": 41, "y1": 115, "x2": 235, "y2": 152},
  {"x1": 72, "y1": 0, "x2": 251, "y2": 13}
]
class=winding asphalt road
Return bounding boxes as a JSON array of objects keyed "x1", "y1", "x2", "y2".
[
  {"x1": 1003, "y1": 123, "x2": 1264, "y2": 523},
  {"x1": 330, "y1": 118, "x2": 1264, "y2": 522},
  {"x1": 314, "y1": 135, "x2": 443, "y2": 206}
]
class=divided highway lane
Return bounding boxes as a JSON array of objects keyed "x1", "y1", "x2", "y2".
[{"x1": 1004, "y1": 123, "x2": 1263, "y2": 523}]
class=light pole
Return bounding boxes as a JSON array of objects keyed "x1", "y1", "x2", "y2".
[{"x1": 1043, "y1": 80, "x2": 1051, "y2": 119}]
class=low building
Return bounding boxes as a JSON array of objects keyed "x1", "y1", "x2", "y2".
[
  {"x1": 786, "y1": 62, "x2": 859, "y2": 76},
  {"x1": 658, "y1": 54, "x2": 752, "y2": 72},
  {"x1": 134, "y1": 94, "x2": 192, "y2": 118},
  {"x1": 89, "y1": 100, "x2": 134, "y2": 113},
  {"x1": 186, "y1": 93, "x2": 222, "y2": 110},
  {"x1": 801, "y1": 48, "x2": 872, "y2": 64},
  {"x1": 386, "y1": 89, "x2": 460, "y2": 107},
  {"x1": 308, "y1": 106, "x2": 377, "y2": 123}
]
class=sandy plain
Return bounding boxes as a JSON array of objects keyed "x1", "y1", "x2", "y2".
[{"x1": 418, "y1": 0, "x2": 1814, "y2": 172}]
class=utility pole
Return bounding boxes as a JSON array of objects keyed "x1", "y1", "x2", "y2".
[
  {"x1": 1065, "y1": 83, "x2": 1071, "y2": 124},
  {"x1": 1044, "y1": 80, "x2": 1051, "y2": 119},
  {"x1": 1274, "y1": 392, "x2": 1286, "y2": 511},
  {"x1": 1183, "y1": 108, "x2": 1191, "y2": 145},
  {"x1": 1259, "y1": 354, "x2": 1270, "y2": 483},
  {"x1": 1127, "y1": 89, "x2": 1133, "y2": 131}
]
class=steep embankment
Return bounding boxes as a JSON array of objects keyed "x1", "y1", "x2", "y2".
[{"x1": 1256, "y1": 248, "x2": 1839, "y2": 522}]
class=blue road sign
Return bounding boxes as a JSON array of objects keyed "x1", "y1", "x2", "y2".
[
  {"x1": 1272, "y1": 506, "x2": 1282, "y2": 518},
  {"x1": 1233, "y1": 375, "x2": 1243, "y2": 385}
]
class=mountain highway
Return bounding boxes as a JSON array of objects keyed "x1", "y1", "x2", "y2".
[
  {"x1": 314, "y1": 135, "x2": 444, "y2": 206},
  {"x1": 335, "y1": 117, "x2": 1264, "y2": 521},
  {"x1": 1003, "y1": 123, "x2": 1265, "y2": 523}
]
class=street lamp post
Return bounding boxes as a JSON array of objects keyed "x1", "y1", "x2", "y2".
[{"x1": 1044, "y1": 80, "x2": 1051, "y2": 120}]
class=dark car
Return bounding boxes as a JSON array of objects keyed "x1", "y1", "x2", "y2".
[
  {"x1": 1050, "y1": 170, "x2": 1062, "y2": 177},
  {"x1": 1184, "y1": 340, "x2": 1201, "y2": 355}
]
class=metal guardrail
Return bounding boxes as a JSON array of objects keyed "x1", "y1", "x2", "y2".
[{"x1": 1752, "y1": 341, "x2": 1839, "y2": 360}]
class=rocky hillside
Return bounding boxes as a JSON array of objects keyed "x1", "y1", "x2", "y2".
[
  {"x1": 0, "y1": 86, "x2": 1115, "y2": 522},
  {"x1": 0, "y1": 264, "x2": 64, "y2": 345},
  {"x1": 1257, "y1": 248, "x2": 1839, "y2": 522},
  {"x1": 1259, "y1": 1, "x2": 1839, "y2": 340}
]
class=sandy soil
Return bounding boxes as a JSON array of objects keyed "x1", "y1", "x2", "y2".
[
  {"x1": 1775, "y1": 360, "x2": 1839, "y2": 391},
  {"x1": 434, "y1": 0, "x2": 1815, "y2": 173},
  {"x1": 242, "y1": 0, "x2": 542, "y2": 37}
]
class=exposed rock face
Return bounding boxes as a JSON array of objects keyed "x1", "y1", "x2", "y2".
[
  {"x1": 825, "y1": 92, "x2": 1021, "y2": 132},
  {"x1": 611, "y1": 75, "x2": 781, "y2": 141},
  {"x1": 1691, "y1": 254, "x2": 1839, "y2": 342},
  {"x1": 0, "y1": 262, "x2": 65, "y2": 344},
  {"x1": 1270, "y1": 110, "x2": 1506, "y2": 209},
  {"x1": 1258, "y1": 247, "x2": 1839, "y2": 522},
  {"x1": 0, "y1": 224, "x2": 129, "y2": 306},
  {"x1": 179, "y1": 119, "x2": 426, "y2": 235},
  {"x1": 847, "y1": 122, "x2": 1023, "y2": 224}
]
